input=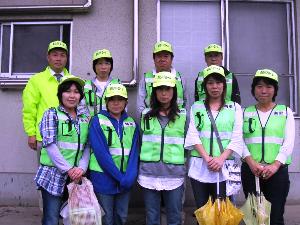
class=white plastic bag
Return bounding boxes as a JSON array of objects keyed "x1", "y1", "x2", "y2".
[
  {"x1": 225, "y1": 159, "x2": 242, "y2": 196},
  {"x1": 67, "y1": 177, "x2": 103, "y2": 225}
]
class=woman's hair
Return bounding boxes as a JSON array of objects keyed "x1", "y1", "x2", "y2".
[
  {"x1": 251, "y1": 77, "x2": 278, "y2": 102},
  {"x1": 202, "y1": 73, "x2": 227, "y2": 110},
  {"x1": 57, "y1": 81, "x2": 84, "y2": 105},
  {"x1": 145, "y1": 86, "x2": 179, "y2": 122},
  {"x1": 92, "y1": 57, "x2": 114, "y2": 74}
]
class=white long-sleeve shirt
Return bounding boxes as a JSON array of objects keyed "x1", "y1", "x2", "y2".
[
  {"x1": 242, "y1": 106, "x2": 295, "y2": 164},
  {"x1": 185, "y1": 103, "x2": 243, "y2": 183}
]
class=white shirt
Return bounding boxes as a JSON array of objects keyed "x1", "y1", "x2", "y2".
[
  {"x1": 94, "y1": 78, "x2": 108, "y2": 97},
  {"x1": 185, "y1": 103, "x2": 243, "y2": 183},
  {"x1": 137, "y1": 176, "x2": 184, "y2": 191},
  {"x1": 242, "y1": 106, "x2": 295, "y2": 164}
]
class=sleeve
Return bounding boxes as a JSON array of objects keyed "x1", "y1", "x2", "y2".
[
  {"x1": 226, "y1": 103, "x2": 243, "y2": 157},
  {"x1": 231, "y1": 74, "x2": 241, "y2": 104},
  {"x1": 39, "y1": 108, "x2": 58, "y2": 147},
  {"x1": 275, "y1": 107, "x2": 295, "y2": 164},
  {"x1": 45, "y1": 143, "x2": 72, "y2": 173},
  {"x1": 88, "y1": 116, "x2": 123, "y2": 182},
  {"x1": 22, "y1": 78, "x2": 40, "y2": 136},
  {"x1": 78, "y1": 142, "x2": 91, "y2": 172},
  {"x1": 181, "y1": 75, "x2": 188, "y2": 109},
  {"x1": 194, "y1": 76, "x2": 199, "y2": 101},
  {"x1": 136, "y1": 74, "x2": 147, "y2": 119},
  {"x1": 120, "y1": 124, "x2": 140, "y2": 190},
  {"x1": 184, "y1": 105, "x2": 203, "y2": 150}
]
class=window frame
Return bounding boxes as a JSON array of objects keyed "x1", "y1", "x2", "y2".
[
  {"x1": 0, "y1": 21, "x2": 73, "y2": 79},
  {"x1": 158, "y1": 0, "x2": 297, "y2": 114}
]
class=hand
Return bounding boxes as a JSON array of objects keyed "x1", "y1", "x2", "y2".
[
  {"x1": 207, "y1": 156, "x2": 225, "y2": 172},
  {"x1": 28, "y1": 136, "x2": 37, "y2": 150},
  {"x1": 68, "y1": 167, "x2": 84, "y2": 181},
  {"x1": 246, "y1": 157, "x2": 264, "y2": 177},
  {"x1": 261, "y1": 161, "x2": 281, "y2": 180}
]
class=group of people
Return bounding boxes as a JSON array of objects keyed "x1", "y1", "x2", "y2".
[{"x1": 22, "y1": 40, "x2": 295, "y2": 225}]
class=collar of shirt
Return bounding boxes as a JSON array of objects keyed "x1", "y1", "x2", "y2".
[
  {"x1": 58, "y1": 105, "x2": 85, "y2": 120},
  {"x1": 153, "y1": 67, "x2": 176, "y2": 75},
  {"x1": 49, "y1": 67, "x2": 65, "y2": 77}
]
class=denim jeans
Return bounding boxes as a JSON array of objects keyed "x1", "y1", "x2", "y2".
[
  {"x1": 96, "y1": 191, "x2": 130, "y2": 225},
  {"x1": 41, "y1": 188, "x2": 63, "y2": 225},
  {"x1": 142, "y1": 185, "x2": 184, "y2": 225}
]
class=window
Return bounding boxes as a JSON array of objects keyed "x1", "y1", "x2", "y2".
[
  {"x1": 160, "y1": 0, "x2": 297, "y2": 113},
  {"x1": 0, "y1": 21, "x2": 72, "y2": 79}
]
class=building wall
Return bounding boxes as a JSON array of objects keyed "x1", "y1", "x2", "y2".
[{"x1": 0, "y1": 0, "x2": 299, "y2": 206}]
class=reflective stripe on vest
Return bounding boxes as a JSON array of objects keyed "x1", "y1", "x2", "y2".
[
  {"x1": 89, "y1": 113, "x2": 136, "y2": 172},
  {"x1": 144, "y1": 71, "x2": 185, "y2": 108},
  {"x1": 40, "y1": 108, "x2": 89, "y2": 166},
  {"x1": 84, "y1": 79, "x2": 120, "y2": 116},
  {"x1": 195, "y1": 71, "x2": 233, "y2": 101},
  {"x1": 140, "y1": 108, "x2": 186, "y2": 164},
  {"x1": 191, "y1": 101, "x2": 235, "y2": 158},
  {"x1": 243, "y1": 104, "x2": 290, "y2": 164}
]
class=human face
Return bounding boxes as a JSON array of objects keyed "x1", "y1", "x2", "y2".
[
  {"x1": 107, "y1": 96, "x2": 127, "y2": 119},
  {"x1": 95, "y1": 58, "x2": 112, "y2": 81},
  {"x1": 254, "y1": 80, "x2": 275, "y2": 104},
  {"x1": 47, "y1": 49, "x2": 67, "y2": 73},
  {"x1": 205, "y1": 76, "x2": 224, "y2": 100},
  {"x1": 154, "y1": 51, "x2": 173, "y2": 72},
  {"x1": 156, "y1": 86, "x2": 174, "y2": 108},
  {"x1": 62, "y1": 84, "x2": 81, "y2": 112},
  {"x1": 205, "y1": 52, "x2": 223, "y2": 66}
]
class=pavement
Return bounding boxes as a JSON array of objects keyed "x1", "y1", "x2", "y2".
[{"x1": 1, "y1": 204, "x2": 300, "y2": 225}]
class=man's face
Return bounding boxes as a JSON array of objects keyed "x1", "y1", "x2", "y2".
[
  {"x1": 47, "y1": 49, "x2": 68, "y2": 73},
  {"x1": 205, "y1": 52, "x2": 223, "y2": 66},
  {"x1": 154, "y1": 51, "x2": 173, "y2": 72}
]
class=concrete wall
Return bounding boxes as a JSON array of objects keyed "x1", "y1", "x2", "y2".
[{"x1": 0, "y1": 0, "x2": 299, "y2": 206}]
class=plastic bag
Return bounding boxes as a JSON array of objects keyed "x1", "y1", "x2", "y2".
[
  {"x1": 225, "y1": 159, "x2": 242, "y2": 196},
  {"x1": 67, "y1": 177, "x2": 102, "y2": 225}
]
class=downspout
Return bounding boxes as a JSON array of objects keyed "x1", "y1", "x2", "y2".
[{"x1": 123, "y1": 0, "x2": 138, "y2": 86}]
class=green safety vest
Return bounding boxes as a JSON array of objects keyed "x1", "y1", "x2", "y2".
[
  {"x1": 140, "y1": 108, "x2": 186, "y2": 164},
  {"x1": 191, "y1": 101, "x2": 235, "y2": 158},
  {"x1": 89, "y1": 114, "x2": 136, "y2": 173},
  {"x1": 84, "y1": 78, "x2": 120, "y2": 116},
  {"x1": 40, "y1": 108, "x2": 89, "y2": 167},
  {"x1": 195, "y1": 70, "x2": 233, "y2": 101},
  {"x1": 144, "y1": 71, "x2": 185, "y2": 108},
  {"x1": 243, "y1": 104, "x2": 291, "y2": 164}
]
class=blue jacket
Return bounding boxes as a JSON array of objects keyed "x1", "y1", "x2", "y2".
[{"x1": 89, "y1": 110, "x2": 139, "y2": 194}]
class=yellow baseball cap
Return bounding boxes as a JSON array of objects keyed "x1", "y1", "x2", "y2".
[
  {"x1": 203, "y1": 65, "x2": 225, "y2": 79},
  {"x1": 105, "y1": 83, "x2": 128, "y2": 99},
  {"x1": 93, "y1": 49, "x2": 112, "y2": 61},
  {"x1": 59, "y1": 75, "x2": 85, "y2": 88},
  {"x1": 153, "y1": 41, "x2": 173, "y2": 54},
  {"x1": 204, "y1": 44, "x2": 222, "y2": 54},
  {"x1": 153, "y1": 72, "x2": 176, "y2": 88},
  {"x1": 48, "y1": 40, "x2": 68, "y2": 53},
  {"x1": 254, "y1": 69, "x2": 278, "y2": 82}
]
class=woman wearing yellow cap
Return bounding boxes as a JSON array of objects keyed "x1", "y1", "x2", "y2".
[
  {"x1": 88, "y1": 83, "x2": 139, "y2": 225},
  {"x1": 138, "y1": 71, "x2": 186, "y2": 225},
  {"x1": 185, "y1": 65, "x2": 243, "y2": 209},
  {"x1": 35, "y1": 75, "x2": 90, "y2": 225},
  {"x1": 242, "y1": 69, "x2": 295, "y2": 225},
  {"x1": 82, "y1": 49, "x2": 121, "y2": 117}
]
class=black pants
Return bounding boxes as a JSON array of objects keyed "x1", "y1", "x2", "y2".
[
  {"x1": 241, "y1": 162, "x2": 290, "y2": 225},
  {"x1": 190, "y1": 178, "x2": 226, "y2": 208}
]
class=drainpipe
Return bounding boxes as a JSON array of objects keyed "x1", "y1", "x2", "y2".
[{"x1": 123, "y1": 0, "x2": 138, "y2": 86}]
